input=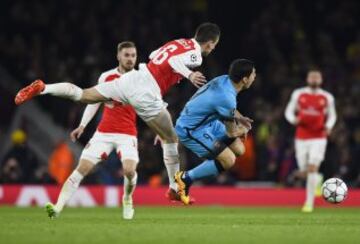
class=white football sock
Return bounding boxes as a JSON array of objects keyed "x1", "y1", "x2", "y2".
[
  {"x1": 162, "y1": 143, "x2": 180, "y2": 191},
  {"x1": 305, "y1": 172, "x2": 317, "y2": 207},
  {"x1": 41, "y1": 82, "x2": 83, "y2": 101},
  {"x1": 123, "y1": 172, "x2": 137, "y2": 201},
  {"x1": 54, "y1": 170, "x2": 84, "y2": 212}
]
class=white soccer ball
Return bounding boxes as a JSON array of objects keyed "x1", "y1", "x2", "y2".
[{"x1": 321, "y1": 178, "x2": 348, "y2": 204}]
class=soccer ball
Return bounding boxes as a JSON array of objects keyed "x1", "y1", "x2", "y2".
[{"x1": 321, "y1": 178, "x2": 348, "y2": 204}]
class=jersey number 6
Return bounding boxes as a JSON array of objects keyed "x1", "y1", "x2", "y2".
[{"x1": 152, "y1": 44, "x2": 178, "y2": 65}]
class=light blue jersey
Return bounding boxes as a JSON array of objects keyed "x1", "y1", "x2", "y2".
[
  {"x1": 175, "y1": 75, "x2": 237, "y2": 158},
  {"x1": 176, "y1": 75, "x2": 237, "y2": 130}
]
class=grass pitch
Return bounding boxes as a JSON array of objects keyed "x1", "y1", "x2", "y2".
[{"x1": 0, "y1": 206, "x2": 359, "y2": 244}]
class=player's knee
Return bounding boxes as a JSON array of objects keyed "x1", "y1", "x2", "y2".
[
  {"x1": 147, "y1": 109, "x2": 178, "y2": 143},
  {"x1": 76, "y1": 159, "x2": 95, "y2": 176},
  {"x1": 122, "y1": 160, "x2": 137, "y2": 179},
  {"x1": 217, "y1": 151, "x2": 236, "y2": 170},
  {"x1": 307, "y1": 164, "x2": 318, "y2": 173},
  {"x1": 123, "y1": 168, "x2": 136, "y2": 179},
  {"x1": 223, "y1": 154, "x2": 236, "y2": 170}
]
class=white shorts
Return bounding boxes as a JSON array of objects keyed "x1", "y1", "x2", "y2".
[
  {"x1": 81, "y1": 131, "x2": 139, "y2": 164},
  {"x1": 95, "y1": 64, "x2": 168, "y2": 121},
  {"x1": 294, "y1": 138, "x2": 327, "y2": 171}
]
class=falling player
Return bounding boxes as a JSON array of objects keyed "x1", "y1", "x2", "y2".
[
  {"x1": 15, "y1": 23, "x2": 249, "y2": 202},
  {"x1": 45, "y1": 41, "x2": 139, "y2": 219},
  {"x1": 285, "y1": 68, "x2": 337, "y2": 213},
  {"x1": 174, "y1": 59, "x2": 255, "y2": 204}
]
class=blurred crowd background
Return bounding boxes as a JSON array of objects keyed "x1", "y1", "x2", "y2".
[{"x1": 0, "y1": 0, "x2": 359, "y2": 187}]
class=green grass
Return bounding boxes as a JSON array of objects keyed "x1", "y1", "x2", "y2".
[{"x1": 0, "y1": 206, "x2": 359, "y2": 244}]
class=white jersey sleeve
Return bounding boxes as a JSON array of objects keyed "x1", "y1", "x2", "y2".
[
  {"x1": 168, "y1": 44, "x2": 202, "y2": 79},
  {"x1": 79, "y1": 73, "x2": 105, "y2": 127},
  {"x1": 79, "y1": 103, "x2": 101, "y2": 127},
  {"x1": 285, "y1": 89, "x2": 300, "y2": 125},
  {"x1": 325, "y1": 93, "x2": 337, "y2": 130}
]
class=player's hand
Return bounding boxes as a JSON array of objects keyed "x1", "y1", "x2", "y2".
[
  {"x1": 153, "y1": 135, "x2": 163, "y2": 146},
  {"x1": 189, "y1": 71, "x2": 206, "y2": 88},
  {"x1": 294, "y1": 117, "x2": 300, "y2": 125},
  {"x1": 228, "y1": 127, "x2": 248, "y2": 138},
  {"x1": 70, "y1": 126, "x2": 85, "y2": 142},
  {"x1": 224, "y1": 120, "x2": 248, "y2": 138},
  {"x1": 236, "y1": 115, "x2": 253, "y2": 130},
  {"x1": 326, "y1": 128, "x2": 332, "y2": 136}
]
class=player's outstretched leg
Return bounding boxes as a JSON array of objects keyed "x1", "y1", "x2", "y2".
[
  {"x1": 45, "y1": 159, "x2": 94, "y2": 218},
  {"x1": 122, "y1": 159, "x2": 138, "y2": 220},
  {"x1": 15, "y1": 80, "x2": 83, "y2": 105},
  {"x1": 15, "y1": 80, "x2": 108, "y2": 105}
]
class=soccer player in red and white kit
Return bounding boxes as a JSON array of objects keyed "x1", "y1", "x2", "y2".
[
  {"x1": 16, "y1": 23, "x2": 251, "y2": 202},
  {"x1": 285, "y1": 69, "x2": 337, "y2": 212},
  {"x1": 45, "y1": 42, "x2": 139, "y2": 219}
]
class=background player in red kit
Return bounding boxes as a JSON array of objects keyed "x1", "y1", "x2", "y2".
[
  {"x1": 45, "y1": 42, "x2": 139, "y2": 220},
  {"x1": 285, "y1": 69, "x2": 337, "y2": 213},
  {"x1": 15, "y1": 23, "x2": 250, "y2": 202}
]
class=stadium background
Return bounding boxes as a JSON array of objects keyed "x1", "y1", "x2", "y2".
[{"x1": 0, "y1": 0, "x2": 359, "y2": 196}]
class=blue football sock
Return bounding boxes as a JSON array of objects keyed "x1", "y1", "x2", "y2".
[{"x1": 184, "y1": 160, "x2": 223, "y2": 183}]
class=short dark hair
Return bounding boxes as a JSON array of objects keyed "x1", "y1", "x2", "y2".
[
  {"x1": 117, "y1": 41, "x2": 136, "y2": 52},
  {"x1": 194, "y1": 22, "x2": 221, "y2": 43},
  {"x1": 307, "y1": 67, "x2": 322, "y2": 74},
  {"x1": 228, "y1": 59, "x2": 255, "y2": 83}
]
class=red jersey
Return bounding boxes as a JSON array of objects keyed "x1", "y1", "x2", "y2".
[
  {"x1": 285, "y1": 87, "x2": 336, "y2": 139},
  {"x1": 96, "y1": 68, "x2": 137, "y2": 136},
  {"x1": 146, "y1": 38, "x2": 202, "y2": 95}
]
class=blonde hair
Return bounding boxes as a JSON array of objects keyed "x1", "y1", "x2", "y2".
[{"x1": 117, "y1": 41, "x2": 136, "y2": 52}]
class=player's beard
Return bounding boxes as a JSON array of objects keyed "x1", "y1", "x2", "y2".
[
  {"x1": 308, "y1": 82, "x2": 321, "y2": 89},
  {"x1": 122, "y1": 62, "x2": 134, "y2": 72}
]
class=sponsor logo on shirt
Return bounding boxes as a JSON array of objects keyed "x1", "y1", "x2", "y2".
[{"x1": 302, "y1": 107, "x2": 321, "y2": 116}]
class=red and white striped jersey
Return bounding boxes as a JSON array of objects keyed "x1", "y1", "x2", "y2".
[
  {"x1": 96, "y1": 68, "x2": 137, "y2": 136},
  {"x1": 146, "y1": 38, "x2": 202, "y2": 95},
  {"x1": 285, "y1": 87, "x2": 336, "y2": 139}
]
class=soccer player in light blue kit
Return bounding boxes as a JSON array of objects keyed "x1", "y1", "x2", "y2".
[{"x1": 174, "y1": 59, "x2": 256, "y2": 204}]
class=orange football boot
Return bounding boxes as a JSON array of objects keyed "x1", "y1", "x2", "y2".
[
  {"x1": 174, "y1": 171, "x2": 192, "y2": 205},
  {"x1": 15, "y1": 79, "x2": 45, "y2": 105},
  {"x1": 166, "y1": 188, "x2": 195, "y2": 205}
]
